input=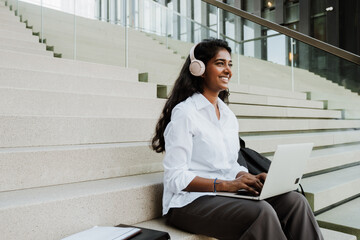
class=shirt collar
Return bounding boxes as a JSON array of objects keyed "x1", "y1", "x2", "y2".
[{"x1": 191, "y1": 92, "x2": 226, "y2": 111}]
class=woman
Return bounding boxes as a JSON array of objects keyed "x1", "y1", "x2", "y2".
[{"x1": 152, "y1": 39, "x2": 323, "y2": 240}]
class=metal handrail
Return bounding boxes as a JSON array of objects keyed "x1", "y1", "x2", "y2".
[{"x1": 202, "y1": 0, "x2": 360, "y2": 65}]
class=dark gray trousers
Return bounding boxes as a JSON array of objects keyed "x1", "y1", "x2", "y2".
[{"x1": 166, "y1": 192, "x2": 324, "y2": 240}]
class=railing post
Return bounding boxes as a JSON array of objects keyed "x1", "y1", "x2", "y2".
[
  {"x1": 217, "y1": 7, "x2": 220, "y2": 39},
  {"x1": 40, "y1": 0, "x2": 43, "y2": 43},
  {"x1": 125, "y1": 0, "x2": 129, "y2": 68},
  {"x1": 166, "y1": 7, "x2": 168, "y2": 49},
  {"x1": 290, "y1": 37, "x2": 294, "y2": 92},
  {"x1": 73, "y1": 0, "x2": 77, "y2": 60},
  {"x1": 237, "y1": 43, "x2": 240, "y2": 84}
]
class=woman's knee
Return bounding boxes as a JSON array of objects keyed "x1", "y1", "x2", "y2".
[
  {"x1": 283, "y1": 191, "x2": 309, "y2": 208},
  {"x1": 257, "y1": 201, "x2": 279, "y2": 221}
]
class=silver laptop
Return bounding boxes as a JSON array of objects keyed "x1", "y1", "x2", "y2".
[{"x1": 217, "y1": 142, "x2": 314, "y2": 200}]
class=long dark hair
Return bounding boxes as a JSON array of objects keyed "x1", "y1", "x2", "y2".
[{"x1": 151, "y1": 38, "x2": 232, "y2": 153}]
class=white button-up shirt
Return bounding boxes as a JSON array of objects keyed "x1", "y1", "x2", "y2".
[{"x1": 162, "y1": 93, "x2": 248, "y2": 215}]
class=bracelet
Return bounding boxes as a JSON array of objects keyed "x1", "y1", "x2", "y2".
[{"x1": 214, "y1": 178, "x2": 218, "y2": 193}]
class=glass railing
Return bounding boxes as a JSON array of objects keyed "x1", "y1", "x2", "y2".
[{"x1": 3, "y1": 0, "x2": 360, "y2": 94}]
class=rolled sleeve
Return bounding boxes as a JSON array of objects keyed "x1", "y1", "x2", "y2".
[{"x1": 163, "y1": 107, "x2": 196, "y2": 194}]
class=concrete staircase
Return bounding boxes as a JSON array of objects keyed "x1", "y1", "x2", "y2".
[{"x1": 1, "y1": 1, "x2": 359, "y2": 240}]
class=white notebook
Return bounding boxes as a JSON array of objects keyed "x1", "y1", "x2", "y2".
[{"x1": 61, "y1": 226, "x2": 141, "y2": 240}]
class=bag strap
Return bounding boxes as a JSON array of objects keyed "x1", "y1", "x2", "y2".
[
  {"x1": 239, "y1": 137, "x2": 246, "y2": 148},
  {"x1": 298, "y1": 183, "x2": 306, "y2": 197}
]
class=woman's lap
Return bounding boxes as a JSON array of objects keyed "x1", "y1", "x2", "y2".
[{"x1": 167, "y1": 192, "x2": 323, "y2": 240}]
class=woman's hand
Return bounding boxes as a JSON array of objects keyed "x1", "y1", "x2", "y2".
[{"x1": 218, "y1": 171, "x2": 267, "y2": 195}]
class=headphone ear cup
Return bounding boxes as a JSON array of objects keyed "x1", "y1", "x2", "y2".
[{"x1": 189, "y1": 59, "x2": 205, "y2": 76}]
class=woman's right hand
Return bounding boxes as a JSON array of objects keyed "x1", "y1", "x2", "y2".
[{"x1": 218, "y1": 172, "x2": 265, "y2": 195}]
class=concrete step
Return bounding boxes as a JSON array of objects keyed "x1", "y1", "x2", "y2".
[
  {"x1": 0, "y1": 87, "x2": 165, "y2": 117},
  {"x1": 0, "y1": 10, "x2": 20, "y2": 23},
  {"x1": 0, "y1": 37, "x2": 47, "y2": 51},
  {"x1": 1, "y1": 135, "x2": 359, "y2": 193},
  {"x1": 0, "y1": 29, "x2": 39, "y2": 42},
  {"x1": 302, "y1": 165, "x2": 360, "y2": 212},
  {"x1": 238, "y1": 119, "x2": 360, "y2": 133},
  {"x1": 229, "y1": 92, "x2": 324, "y2": 109},
  {"x1": 343, "y1": 110, "x2": 360, "y2": 120},
  {"x1": 0, "y1": 43, "x2": 52, "y2": 56},
  {"x1": 321, "y1": 228, "x2": 357, "y2": 240},
  {"x1": 306, "y1": 143, "x2": 360, "y2": 174},
  {"x1": 0, "y1": 50, "x2": 139, "y2": 81},
  {"x1": 0, "y1": 172, "x2": 164, "y2": 240},
  {"x1": 0, "y1": 68, "x2": 157, "y2": 98},
  {"x1": 326, "y1": 100, "x2": 360, "y2": 111},
  {"x1": 229, "y1": 83, "x2": 307, "y2": 100},
  {"x1": 46, "y1": 35, "x2": 182, "y2": 64},
  {"x1": 0, "y1": 115, "x2": 157, "y2": 148},
  {"x1": 0, "y1": 19, "x2": 32, "y2": 32},
  {"x1": 135, "y1": 218, "x2": 357, "y2": 240},
  {"x1": 242, "y1": 130, "x2": 360, "y2": 154},
  {"x1": 0, "y1": 142, "x2": 163, "y2": 192},
  {"x1": 316, "y1": 197, "x2": 360, "y2": 239},
  {"x1": 230, "y1": 104, "x2": 341, "y2": 119},
  {"x1": 0, "y1": 21, "x2": 28, "y2": 31},
  {"x1": 308, "y1": 90, "x2": 360, "y2": 102},
  {"x1": 161, "y1": 85, "x2": 322, "y2": 109}
]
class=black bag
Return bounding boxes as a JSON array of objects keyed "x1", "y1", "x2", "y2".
[
  {"x1": 115, "y1": 224, "x2": 170, "y2": 240},
  {"x1": 237, "y1": 137, "x2": 271, "y2": 175}
]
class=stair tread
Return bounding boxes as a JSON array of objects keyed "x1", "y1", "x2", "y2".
[
  {"x1": 230, "y1": 104, "x2": 341, "y2": 118},
  {"x1": 238, "y1": 118, "x2": 360, "y2": 132},
  {"x1": 0, "y1": 172, "x2": 163, "y2": 208},
  {"x1": 302, "y1": 166, "x2": 360, "y2": 194},
  {"x1": 316, "y1": 197, "x2": 360, "y2": 238},
  {"x1": 242, "y1": 130, "x2": 360, "y2": 153}
]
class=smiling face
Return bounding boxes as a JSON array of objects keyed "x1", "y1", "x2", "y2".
[{"x1": 202, "y1": 48, "x2": 232, "y2": 96}]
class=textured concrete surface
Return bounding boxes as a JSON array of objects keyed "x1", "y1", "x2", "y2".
[
  {"x1": 238, "y1": 118, "x2": 360, "y2": 132},
  {"x1": 0, "y1": 87, "x2": 165, "y2": 117},
  {"x1": 0, "y1": 142, "x2": 163, "y2": 191},
  {"x1": 0, "y1": 49, "x2": 139, "y2": 81},
  {"x1": 0, "y1": 68, "x2": 157, "y2": 97},
  {"x1": 317, "y1": 197, "x2": 360, "y2": 239},
  {"x1": 0, "y1": 173, "x2": 164, "y2": 240},
  {"x1": 230, "y1": 104, "x2": 341, "y2": 118},
  {"x1": 302, "y1": 166, "x2": 360, "y2": 211}
]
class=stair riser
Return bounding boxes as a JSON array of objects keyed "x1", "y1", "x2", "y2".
[
  {"x1": 0, "y1": 116, "x2": 157, "y2": 148},
  {"x1": 230, "y1": 94, "x2": 324, "y2": 109},
  {"x1": 243, "y1": 132, "x2": 360, "y2": 153},
  {"x1": 229, "y1": 83, "x2": 307, "y2": 100},
  {"x1": 0, "y1": 69, "x2": 156, "y2": 97},
  {"x1": 311, "y1": 179, "x2": 360, "y2": 212},
  {"x1": 230, "y1": 104, "x2": 341, "y2": 119},
  {"x1": 0, "y1": 44, "x2": 52, "y2": 56},
  {"x1": 305, "y1": 150, "x2": 360, "y2": 174},
  {"x1": 0, "y1": 88, "x2": 164, "y2": 117},
  {"x1": 0, "y1": 144, "x2": 163, "y2": 191},
  {"x1": 0, "y1": 183, "x2": 163, "y2": 240},
  {"x1": 0, "y1": 50, "x2": 139, "y2": 81},
  {"x1": 0, "y1": 38, "x2": 46, "y2": 50},
  {"x1": 0, "y1": 29, "x2": 39, "y2": 42},
  {"x1": 238, "y1": 119, "x2": 360, "y2": 132}
]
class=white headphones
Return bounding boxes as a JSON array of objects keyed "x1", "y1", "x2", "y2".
[{"x1": 189, "y1": 43, "x2": 205, "y2": 76}]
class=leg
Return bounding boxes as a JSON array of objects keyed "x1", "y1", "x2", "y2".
[
  {"x1": 166, "y1": 196, "x2": 287, "y2": 240},
  {"x1": 266, "y1": 192, "x2": 324, "y2": 240}
]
